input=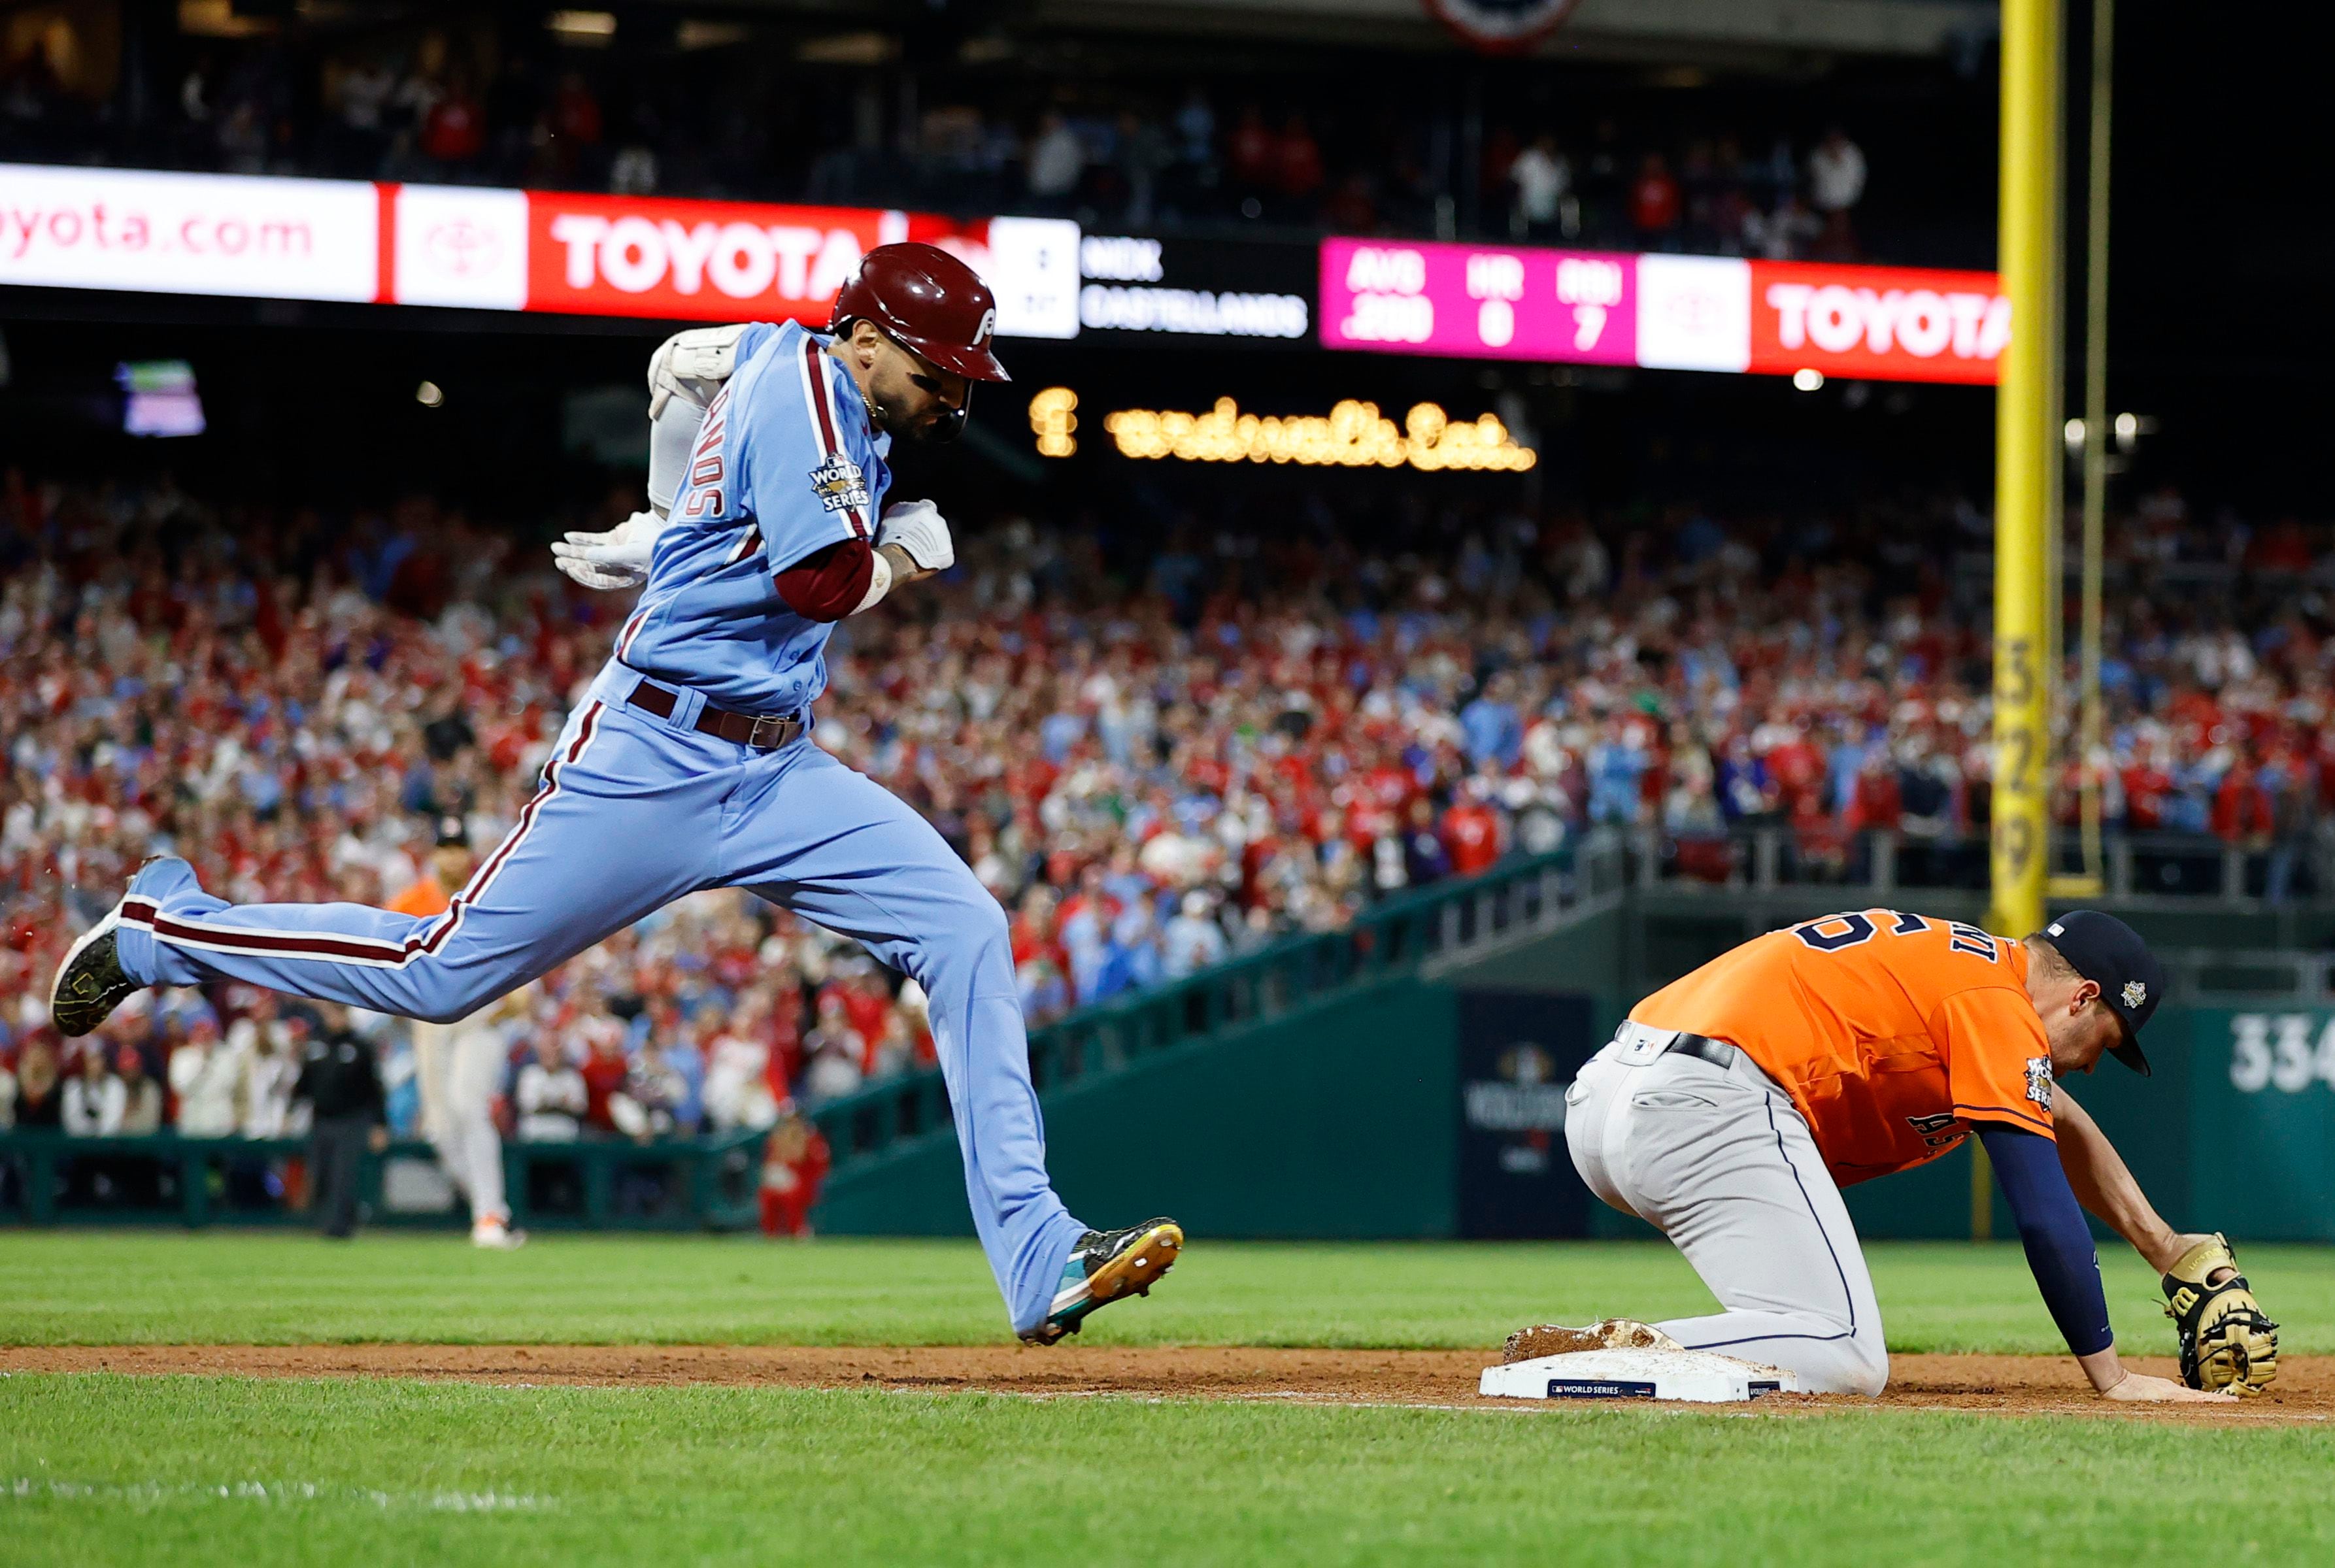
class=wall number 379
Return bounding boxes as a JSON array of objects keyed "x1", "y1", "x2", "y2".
[{"x1": 2229, "y1": 1014, "x2": 2335, "y2": 1093}]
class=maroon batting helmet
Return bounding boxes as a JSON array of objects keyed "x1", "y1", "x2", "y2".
[{"x1": 828, "y1": 242, "x2": 1011, "y2": 383}]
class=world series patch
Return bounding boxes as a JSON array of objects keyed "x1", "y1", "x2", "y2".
[
  {"x1": 809, "y1": 453, "x2": 869, "y2": 514},
  {"x1": 2024, "y1": 1056, "x2": 2054, "y2": 1110}
]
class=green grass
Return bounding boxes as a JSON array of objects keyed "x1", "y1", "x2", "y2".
[
  {"x1": 4, "y1": 1231, "x2": 2333, "y2": 1354},
  {"x1": 5, "y1": 1234, "x2": 2334, "y2": 1565},
  {"x1": 4, "y1": 1375, "x2": 2333, "y2": 1567}
]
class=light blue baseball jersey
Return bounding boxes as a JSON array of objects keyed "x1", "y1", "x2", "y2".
[{"x1": 616, "y1": 320, "x2": 894, "y2": 715}]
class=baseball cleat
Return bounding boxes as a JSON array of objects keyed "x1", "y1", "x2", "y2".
[
  {"x1": 1501, "y1": 1317, "x2": 1685, "y2": 1365},
  {"x1": 1020, "y1": 1218, "x2": 1183, "y2": 1345},
  {"x1": 471, "y1": 1220, "x2": 529, "y2": 1251},
  {"x1": 52, "y1": 856, "x2": 189, "y2": 1037},
  {"x1": 50, "y1": 900, "x2": 137, "y2": 1039}
]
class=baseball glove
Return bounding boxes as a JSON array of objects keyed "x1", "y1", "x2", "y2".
[{"x1": 2160, "y1": 1233, "x2": 2279, "y2": 1395}]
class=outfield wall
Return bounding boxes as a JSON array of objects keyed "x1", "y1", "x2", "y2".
[
  {"x1": 815, "y1": 903, "x2": 2335, "y2": 1244},
  {"x1": 816, "y1": 977, "x2": 1462, "y2": 1239}
]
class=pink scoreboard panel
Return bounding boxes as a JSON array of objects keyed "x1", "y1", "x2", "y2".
[
  {"x1": 1319, "y1": 237, "x2": 1636, "y2": 366},
  {"x1": 1318, "y1": 237, "x2": 2006, "y2": 385}
]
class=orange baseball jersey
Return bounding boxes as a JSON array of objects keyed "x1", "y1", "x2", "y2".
[{"x1": 1628, "y1": 909, "x2": 2055, "y2": 1186}]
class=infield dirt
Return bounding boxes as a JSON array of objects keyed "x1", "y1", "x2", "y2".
[{"x1": 5, "y1": 1345, "x2": 2326, "y2": 1422}]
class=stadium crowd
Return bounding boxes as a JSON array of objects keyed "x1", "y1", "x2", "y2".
[
  {"x1": 4, "y1": 16, "x2": 1879, "y2": 258},
  {"x1": 3, "y1": 468, "x2": 2332, "y2": 1152}
]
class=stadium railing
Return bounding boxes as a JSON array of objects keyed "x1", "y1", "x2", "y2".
[{"x1": 1628, "y1": 825, "x2": 2330, "y2": 906}]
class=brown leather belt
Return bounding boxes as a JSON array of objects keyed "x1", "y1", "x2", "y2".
[{"x1": 627, "y1": 679, "x2": 803, "y2": 751}]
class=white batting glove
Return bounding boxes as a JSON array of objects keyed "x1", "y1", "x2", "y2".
[
  {"x1": 550, "y1": 510, "x2": 667, "y2": 590},
  {"x1": 875, "y1": 498, "x2": 954, "y2": 575}
]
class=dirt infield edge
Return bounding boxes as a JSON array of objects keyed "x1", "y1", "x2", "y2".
[{"x1": 3, "y1": 1345, "x2": 2327, "y2": 1423}]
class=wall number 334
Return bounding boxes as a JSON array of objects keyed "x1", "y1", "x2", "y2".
[{"x1": 2229, "y1": 1014, "x2": 2335, "y2": 1093}]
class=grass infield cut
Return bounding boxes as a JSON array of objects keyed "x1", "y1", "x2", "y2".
[
  {"x1": 5, "y1": 1231, "x2": 2332, "y2": 1353},
  {"x1": 5, "y1": 1375, "x2": 2335, "y2": 1567},
  {"x1": 5, "y1": 1234, "x2": 2332, "y2": 1566}
]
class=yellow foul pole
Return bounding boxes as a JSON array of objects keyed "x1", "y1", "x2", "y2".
[
  {"x1": 1991, "y1": 0, "x2": 2057, "y2": 954},
  {"x1": 1983, "y1": 0, "x2": 2062, "y2": 1239}
]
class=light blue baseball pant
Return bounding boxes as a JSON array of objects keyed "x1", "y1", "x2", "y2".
[{"x1": 112, "y1": 660, "x2": 1086, "y2": 1335}]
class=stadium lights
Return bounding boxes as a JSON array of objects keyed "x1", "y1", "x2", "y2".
[
  {"x1": 547, "y1": 10, "x2": 617, "y2": 42},
  {"x1": 1028, "y1": 387, "x2": 1078, "y2": 458},
  {"x1": 1094, "y1": 397, "x2": 1536, "y2": 472},
  {"x1": 415, "y1": 381, "x2": 445, "y2": 408},
  {"x1": 1792, "y1": 368, "x2": 1824, "y2": 392}
]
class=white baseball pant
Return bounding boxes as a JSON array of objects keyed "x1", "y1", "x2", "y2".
[
  {"x1": 415, "y1": 1016, "x2": 509, "y2": 1227},
  {"x1": 1564, "y1": 1021, "x2": 1890, "y2": 1395}
]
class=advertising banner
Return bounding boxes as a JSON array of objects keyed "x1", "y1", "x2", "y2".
[
  {"x1": 1634, "y1": 254, "x2": 1751, "y2": 373},
  {"x1": 0, "y1": 163, "x2": 1077, "y2": 338},
  {"x1": 1748, "y1": 260, "x2": 2009, "y2": 384},
  {"x1": 1454, "y1": 989, "x2": 1598, "y2": 1239},
  {"x1": 0, "y1": 163, "x2": 378, "y2": 303},
  {"x1": 512, "y1": 193, "x2": 1075, "y2": 337},
  {"x1": 1319, "y1": 237, "x2": 1636, "y2": 365}
]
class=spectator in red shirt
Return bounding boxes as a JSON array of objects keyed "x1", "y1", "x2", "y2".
[
  {"x1": 1845, "y1": 750, "x2": 1904, "y2": 834},
  {"x1": 758, "y1": 1103, "x2": 831, "y2": 1239},
  {"x1": 1764, "y1": 725, "x2": 1827, "y2": 820},
  {"x1": 1276, "y1": 114, "x2": 1324, "y2": 203},
  {"x1": 1226, "y1": 106, "x2": 1275, "y2": 198},
  {"x1": 2213, "y1": 754, "x2": 2275, "y2": 846},
  {"x1": 577, "y1": 1020, "x2": 630, "y2": 1135},
  {"x1": 1630, "y1": 153, "x2": 1682, "y2": 248},
  {"x1": 2122, "y1": 752, "x2": 2173, "y2": 831},
  {"x1": 420, "y1": 73, "x2": 484, "y2": 166},
  {"x1": 1441, "y1": 787, "x2": 1503, "y2": 877}
]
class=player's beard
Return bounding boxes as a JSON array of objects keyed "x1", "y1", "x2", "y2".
[{"x1": 867, "y1": 375, "x2": 966, "y2": 444}]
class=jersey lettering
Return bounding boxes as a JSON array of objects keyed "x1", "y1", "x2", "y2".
[
  {"x1": 677, "y1": 387, "x2": 730, "y2": 520},
  {"x1": 1947, "y1": 922, "x2": 2000, "y2": 961},
  {"x1": 1791, "y1": 912, "x2": 1877, "y2": 952},
  {"x1": 1792, "y1": 910, "x2": 1998, "y2": 963},
  {"x1": 1904, "y1": 1110, "x2": 1964, "y2": 1150}
]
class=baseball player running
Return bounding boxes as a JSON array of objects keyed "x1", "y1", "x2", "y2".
[
  {"x1": 1518, "y1": 909, "x2": 2277, "y2": 1400},
  {"x1": 50, "y1": 243, "x2": 1181, "y2": 1345}
]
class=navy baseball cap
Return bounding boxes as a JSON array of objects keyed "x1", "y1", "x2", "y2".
[{"x1": 2043, "y1": 911, "x2": 2165, "y2": 1076}]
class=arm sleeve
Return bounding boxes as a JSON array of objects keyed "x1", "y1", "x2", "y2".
[
  {"x1": 774, "y1": 539, "x2": 876, "y2": 622},
  {"x1": 1934, "y1": 987, "x2": 2055, "y2": 1137},
  {"x1": 1978, "y1": 1122, "x2": 2113, "y2": 1356}
]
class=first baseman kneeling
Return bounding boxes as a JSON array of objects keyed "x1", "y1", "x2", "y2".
[{"x1": 1536, "y1": 909, "x2": 2276, "y2": 1402}]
